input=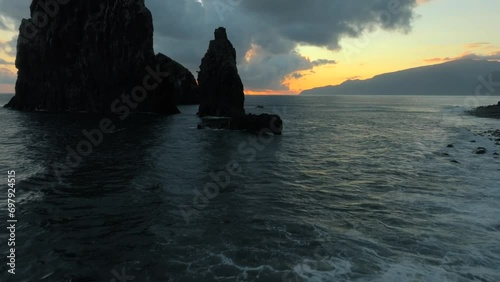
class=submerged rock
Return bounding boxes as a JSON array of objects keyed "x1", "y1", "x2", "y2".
[
  {"x1": 475, "y1": 147, "x2": 487, "y2": 154},
  {"x1": 5, "y1": 0, "x2": 197, "y2": 114},
  {"x1": 198, "y1": 114, "x2": 283, "y2": 135},
  {"x1": 197, "y1": 27, "x2": 245, "y2": 117},
  {"x1": 231, "y1": 114, "x2": 283, "y2": 135}
]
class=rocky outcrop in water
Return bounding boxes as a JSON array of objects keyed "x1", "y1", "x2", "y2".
[
  {"x1": 197, "y1": 27, "x2": 283, "y2": 135},
  {"x1": 5, "y1": 0, "x2": 197, "y2": 114},
  {"x1": 230, "y1": 114, "x2": 283, "y2": 135},
  {"x1": 197, "y1": 27, "x2": 245, "y2": 117},
  {"x1": 198, "y1": 114, "x2": 283, "y2": 135},
  {"x1": 469, "y1": 101, "x2": 500, "y2": 119}
]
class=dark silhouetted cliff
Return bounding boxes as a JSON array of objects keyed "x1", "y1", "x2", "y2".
[
  {"x1": 197, "y1": 27, "x2": 245, "y2": 117},
  {"x1": 5, "y1": 0, "x2": 197, "y2": 114}
]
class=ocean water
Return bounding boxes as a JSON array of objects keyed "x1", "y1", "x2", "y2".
[{"x1": 0, "y1": 94, "x2": 499, "y2": 282}]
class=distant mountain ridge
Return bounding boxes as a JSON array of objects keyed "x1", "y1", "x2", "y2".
[{"x1": 301, "y1": 59, "x2": 500, "y2": 96}]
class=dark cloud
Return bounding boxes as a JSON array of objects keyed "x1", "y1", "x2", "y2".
[
  {"x1": 0, "y1": 1, "x2": 29, "y2": 27},
  {"x1": 289, "y1": 73, "x2": 304, "y2": 79},
  {"x1": 0, "y1": 0, "x2": 421, "y2": 90},
  {"x1": 312, "y1": 59, "x2": 337, "y2": 66}
]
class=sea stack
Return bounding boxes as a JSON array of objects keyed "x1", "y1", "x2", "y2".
[
  {"x1": 5, "y1": 0, "x2": 197, "y2": 114},
  {"x1": 197, "y1": 27, "x2": 245, "y2": 117},
  {"x1": 197, "y1": 27, "x2": 283, "y2": 135}
]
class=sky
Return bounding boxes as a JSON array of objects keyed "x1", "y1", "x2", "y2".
[{"x1": 0, "y1": 0, "x2": 499, "y2": 94}]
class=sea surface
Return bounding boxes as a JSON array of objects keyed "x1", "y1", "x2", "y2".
[{"x1": 0, "y1": 94, "x2": 499, "y2": 282}]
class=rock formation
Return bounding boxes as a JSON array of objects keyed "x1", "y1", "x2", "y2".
[
  {"x1": 197, "y1": 27, "x2": 245, "y2": 117},
  {"x1": 5, "y1": 0, "x2": 197, "y2": 114},
  {"x1": 153, "y1": 54, "x2": 199, "y2": 106},
  {"x1": 197, "y1": 27, "x2": 283, "y2": 135},
  {"x1": 470, "y1": 101, "x2": 500, "y2": 119},
  {"x1": 229, "y1": 114, "x2": 283, "y2": 135}
]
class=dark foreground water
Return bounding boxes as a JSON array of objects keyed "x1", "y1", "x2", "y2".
[{"x1": 0, "y1": 94, "x2": 499, "y2": 282}]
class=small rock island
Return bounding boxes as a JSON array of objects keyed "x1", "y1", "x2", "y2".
[
  {"x1": 198, "y1": 27, "x2": 245, "y2": 117},
  {"x1": 197, "y1": 28, "x2": 283, "y2": 135}
]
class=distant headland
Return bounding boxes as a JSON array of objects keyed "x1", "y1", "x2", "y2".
[{"x1": 301, "y1": 59, "x2": 500, "y2": 96}]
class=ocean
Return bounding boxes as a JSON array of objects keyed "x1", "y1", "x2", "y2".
[{"x1": 0, "y1": 94, "x2": 499, "y2": 282}]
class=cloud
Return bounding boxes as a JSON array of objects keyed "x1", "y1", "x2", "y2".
[
  {"x1": 289, "y1": 73, "x2": 303, "y2": 79},
  {"x1": 311, "y1": 59, "x2": 337, "y2": 66},
  {"x1": 424, "y1": 51, "x2": 500, "y2": 63},
  {"x1": 0, "y1": 67, "x2": 16, "y2": 83},
  {"x1": 465, "y1": 42, "x2": 490, "y2": 49},
  {"x1": 0, "y1": 58, "x2": 14, "y2": 65},
  {"x1": 416, "y1": 0, "x2": 432, "y2": 4},
  {"x1": 0, "y1": 1, "x2": 28, "y2": 27},
  {"x1": 0, "y1": 0, "x2": 422, "y2": 91},
  {"x1": 0, "y1": 37, "x2": 17, "y2": 57},
  {"x1": 346, "y1": 76, "x2": 361, "y2": 80}
]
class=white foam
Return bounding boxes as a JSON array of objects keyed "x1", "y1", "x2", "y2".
[{"x1": 291, "y1": 257, "x2": 352, "y2": 282}]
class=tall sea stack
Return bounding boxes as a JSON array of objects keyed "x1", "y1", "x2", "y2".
[
  {"x1": 5, "y1": 0, "x2": 196, "y2": 114},
  {"x1": 197, "y1": 27, "x2": 283, "y2": 135},
  {"x1": 197, "y1": 27, "x2": 245, "y2": 117}
]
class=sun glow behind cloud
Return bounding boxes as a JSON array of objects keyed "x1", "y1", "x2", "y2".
[
  {"x1": 267, "y1": 0, "x2": 500, "y2": 95},
  {"x1": 244, "y1": 44, "x2": 258, "y2": 63}
]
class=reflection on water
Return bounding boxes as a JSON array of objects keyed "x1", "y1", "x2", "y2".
[{"x1": 0, "y1": 95, "x2": 499, "y2": 281}]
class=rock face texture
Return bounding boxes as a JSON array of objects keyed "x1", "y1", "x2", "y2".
[
  {"x1": 5, "y1": 0, "x2": 197, "y2": 114},
  {"x1": 197, "y1": 27, "x2": 245, "y2": 117},
  {"x1": 154, "y1": 54, "x2": 200, "y2": 105}
]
